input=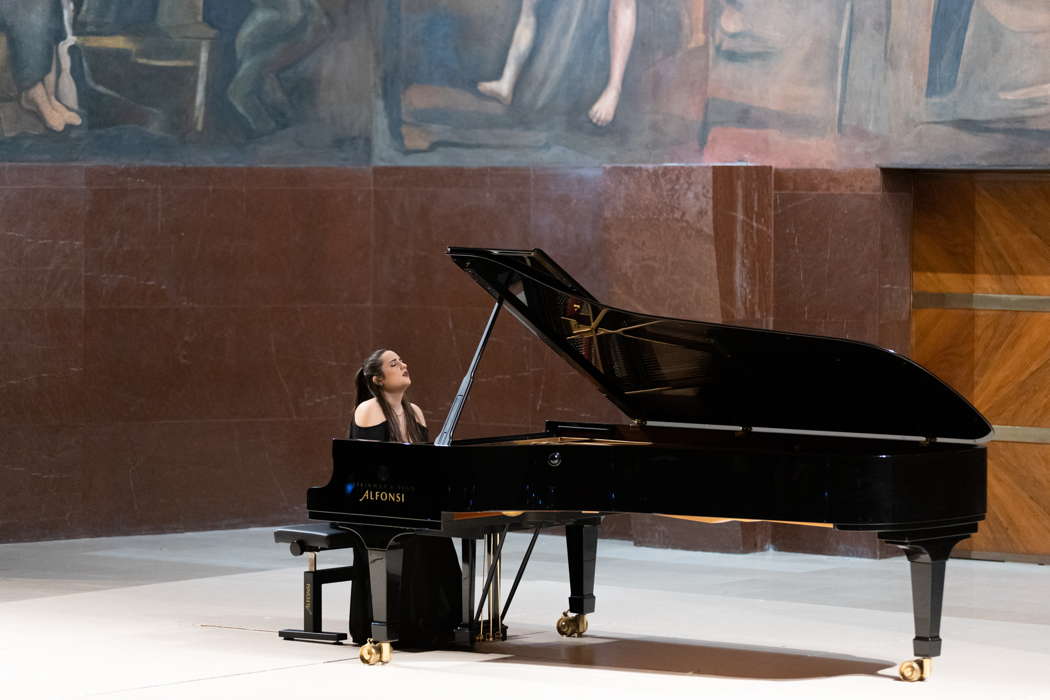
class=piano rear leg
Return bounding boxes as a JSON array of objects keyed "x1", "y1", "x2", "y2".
[
  {"x1": 359, "y1": 539, "x2": 405, "y2": 665},
  {"x1": 559, "y1": 519, "x2": 599, "y2": 637},
  {"x1": 880, "y1": 530, "x2": 972, "y2": 681},
  {"x1": 456, "y1": 538, "x2": 477, "y2": 646}
]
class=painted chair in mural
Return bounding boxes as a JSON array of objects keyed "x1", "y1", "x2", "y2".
[
  {"x1": 73, "y1": 0, "x2": 217, "y2": 135},
  {"x1": 0, "y1": 0, "x2": 217, "y2": 137}
]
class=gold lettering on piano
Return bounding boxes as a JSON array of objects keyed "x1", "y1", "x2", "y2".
[
  {"x1": 358, "y1": 489, "x2": 406, "y2": 504},
  {"x1": 305, "y1": 582, "x2": 312, "y2": 612}
]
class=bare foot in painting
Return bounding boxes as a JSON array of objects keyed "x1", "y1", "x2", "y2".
[
  {"x1": 477, "y1": 80, "x2": 513, "y2": 105},
  {"x1": 19, "y1": 83, "x2": 67, "y2": 132},
  {"x1": 49, "y1": 94, "x2": 81, "y2": 126},
  {"x1": 588, "y1": 87, "x2": 621, "y2": 127}
]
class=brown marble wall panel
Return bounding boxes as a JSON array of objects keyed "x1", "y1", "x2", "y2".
[
  {"x1": 973, "y1": 310, "x2": 1050, "y2": 427},
  {"x1": 0, "y1": 163, "x2": 86, "y2": 187},
  {"x1": 712, "y1": 166, "x2": 773, "y2": 326},
  {"x1": 912, "y1": 175, "x2": 975, "y2": 294},
  {"x1": 770, "y1": 524, "x2": 899, "y2": 558},
  {"x1": 772, "y1": 169, "x2": 913, "y2": 352},
  {"x1": 372, "y1": 183, "x2": 532, "y2": 310},
  {"x1": 773, "y1": 168, "x2": 885, "y2": 194},
  {"x1": 630, "y1": 516, "x2": 770, "y2": 553},
  {"x1": 910, "y1": 308, "x2": 976, "y2": 401},
  {"x1": 974, "y1": 178, "x2": 1050, "y2": 296},
  {"x1": 773, "y1": 192, "x2": 882, "y2": 341},
  {"x1": 531, "y1": 168, "x2": 607, "y2": 299},
  {"x1": 600, "y1": 166, "x2": 719, "y2": 322},
  {"x1": 878, "y1": 193, "x2": 914, "y2": 353},
  {"x1": 76, "y1": 419, "x2": 342, "y2": 536},
  {"x1": 0, "y1": 309, "x2": 85, "y2": 425},
  {"x1": 956, "y1": 442, "x2": 1050, "y2": 557},
  {"x1": 84, "y1": 188, "x2": 168, "y2": 307},
  {"x1": 83, "y1": 306, "x2": 371, "y2": 423},
  {"x1": 0, "y1": 188, "x2": 87, "y2": 309},
  {"x1": 240, "y1": 189, "x2": 374, "y2": 307},
  {"x1": 0, "y1": 425, "x2": 86, "y2": 541}
]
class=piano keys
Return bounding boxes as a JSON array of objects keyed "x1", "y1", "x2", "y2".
[{"x1": 305, "y1": 247, "x2": 989, "y2": 682}]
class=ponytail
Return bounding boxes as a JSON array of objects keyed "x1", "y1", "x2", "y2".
[{"x1": 354, "y1": 367, "x2": 374, "y2": 407}]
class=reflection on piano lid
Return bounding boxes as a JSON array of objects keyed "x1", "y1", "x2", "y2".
[{"x1": 448, "y1": 247, "x2": 992, "y2": 444}]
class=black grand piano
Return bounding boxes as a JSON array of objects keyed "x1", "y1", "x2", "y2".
[{"x1": 306, "y1": 247, "x2": 989, "y2": 681}]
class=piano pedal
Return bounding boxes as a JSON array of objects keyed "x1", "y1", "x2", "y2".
[
  {"x1": 898, "y1": 657, "x2": 932, "y2": 682},
  {"x1": 556, "y1": 611, "x2": 588, "y2": 638},
  {"x1": 474, "y1": 620, "x2": 509, "y2": 642}
]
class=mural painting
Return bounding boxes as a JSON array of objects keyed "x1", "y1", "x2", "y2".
[
  {"x1": 378, "y1": 0, "x2": 1050, "y2": 167},
  {"x1": 0, "y1": 0, "x2": 1048, "y2": 167},
  {"x1": 0, "y1": 0, "x2": 372, "y2": 164}
]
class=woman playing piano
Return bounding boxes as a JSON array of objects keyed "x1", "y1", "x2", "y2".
[
  {"x1": 351, "y1": 349, "x2": 427, "y2": 443},
  {"x1": 347, "y1": 349, "x2": 462, "y2": 649}
]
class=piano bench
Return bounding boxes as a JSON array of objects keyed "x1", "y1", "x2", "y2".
[{"x1": 273, "y1": 524, "x2": 359, "y2": 644}]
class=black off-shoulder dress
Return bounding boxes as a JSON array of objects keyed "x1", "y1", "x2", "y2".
[{"x1": 347, "y1": 420, "x2": 462, "y2": 648}]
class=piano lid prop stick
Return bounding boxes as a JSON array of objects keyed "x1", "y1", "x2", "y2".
[
  {"x1": 473, "y1": 525, "x2": 511, "y2": 626},
  {"x1": 500, "y1": 525, "x2": 542, "y2": 623},
  {"x1": 435, "y1": 298, "x2": 504, "y2": 447}
]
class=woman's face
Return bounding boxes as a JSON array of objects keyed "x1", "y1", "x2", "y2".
[{"x1": 375, "y1": 350, "x2": 411, "y2": 393}]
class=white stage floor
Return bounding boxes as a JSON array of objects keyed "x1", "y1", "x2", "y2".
[{"x1": 1, "y1": 528, "x2": 1048, "y2": 699}]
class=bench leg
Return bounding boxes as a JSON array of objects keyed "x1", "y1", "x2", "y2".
[{"x1": 278, "y1": 552, "x2": 354, "y2": 643}]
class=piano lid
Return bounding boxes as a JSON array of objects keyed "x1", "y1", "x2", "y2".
[{"x1": 448, "y1": 247, "x2": 993, "y2": 443}]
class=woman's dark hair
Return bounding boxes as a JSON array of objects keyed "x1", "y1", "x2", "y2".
[{"x1": 354, "y1": 348, "x2": 426, "y2": 443}]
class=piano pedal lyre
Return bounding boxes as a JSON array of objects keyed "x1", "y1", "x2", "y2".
[
  {"x1": 898, "y1": 657, "x2": 932, "y2": 682},
  {"x1": 359, "y1": 639, "x2": 393, "y2": 665},
  {"x1": 556, "y1": 611, "x2": 588, "y2": 638}
]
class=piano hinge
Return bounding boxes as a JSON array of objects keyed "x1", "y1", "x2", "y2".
[
  {"x1": 735, "y1": 426, "x2": 753, "y2": 437},
  {"x1": 920, "y1": 436, "x2": 938, "y2": 446},
  {"x1": 632, "y1": 418, "x2": 646, "y2": 426}
]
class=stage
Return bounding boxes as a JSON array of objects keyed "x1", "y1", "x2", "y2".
[{"x1": 2, "y1": 529, "x2": 1047, "y2": 699}]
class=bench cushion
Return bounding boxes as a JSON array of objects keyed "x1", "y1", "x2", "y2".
[{"x1": 273, "y1": 523, "x2": 359, "y2": 552}]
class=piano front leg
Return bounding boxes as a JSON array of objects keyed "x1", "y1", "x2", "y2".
[
  {"x1": 559, "y1": 519, "x2": 600, "y2": 637},
  {"x1": 357, "y1": 535, "x2": 407, "y2": 665},
  {"x1": 878, "y1": 526, "x2": 976, "y2": 682}
]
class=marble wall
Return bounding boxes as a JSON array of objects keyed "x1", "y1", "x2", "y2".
[{"x1": 1, "y1": 164, "x2": 913, "y2": 556}]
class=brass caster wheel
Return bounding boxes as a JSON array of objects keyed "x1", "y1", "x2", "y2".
[
  {"x1": 555, "y1": 611, "x2": 588, "y2": 638},
  {"x1": 379, "y1": 641, "x2": 393, "y2": 664},
  {"x1": 899, "y1": 657, "x2": 932, "y2": 682},
  {"x1": 359, "y1": 640, "x2": 380, "y2": 665}
]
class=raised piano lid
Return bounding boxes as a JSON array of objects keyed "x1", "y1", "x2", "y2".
[{"x1": 447, "y1": 247, "x2": 993, "y2": 443}]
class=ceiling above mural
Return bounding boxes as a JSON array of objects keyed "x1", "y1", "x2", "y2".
[{"x1": 0, "y1": 0, "x2": 1046, "y2": 167}]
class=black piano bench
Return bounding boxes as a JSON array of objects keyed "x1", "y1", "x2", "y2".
[{"x1": 273, "y1": 524, "x2": 358, "y2": 644}]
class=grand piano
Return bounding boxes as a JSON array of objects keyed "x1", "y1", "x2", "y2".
[{"x1": 306, "y1": 247, "x2": 990, "y2": 681}]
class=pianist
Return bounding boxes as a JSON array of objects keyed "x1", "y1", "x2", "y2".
[
  {"x1": 347, "y1": 348, "x2": 462, "y2": 648},
  {"x1": 352, "y1": 348, "x2": 428, "y2": 442}
]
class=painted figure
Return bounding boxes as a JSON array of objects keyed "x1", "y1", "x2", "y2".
[
  {"x1": 701, "y1": 0, "x2": 853, "y2": 163},
  {"x1": 926, "y1": 0, "x2": 1050, "y2": 131},
  {"x1": 477, "y1": 0, "x2": 636, "y2": 127},
  {"x1": 227, "y1": 0, "x2": 331, "y2": 137},
  {"x1": 0, "y1": 0, "x2": 80, "y2": 132}
]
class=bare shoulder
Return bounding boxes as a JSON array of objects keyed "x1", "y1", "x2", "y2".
[
  {"x1": 354, "y1": 399, "x2": 385, "y2": 428},
  {"x1": 410, "y1": 403, "x2": 426, "y2": 426}
]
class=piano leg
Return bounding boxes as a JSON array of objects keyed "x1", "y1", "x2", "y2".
[
  {"x1": 879, "y1": 528, "x2": 973, "y2": 681},
  {"x1": 560, "y1": 519, "x2": 600, "y2": 637},
  {"x1": 456, "y1": 538, "x2": 477, "y2": 646},
  {"x1": 359, "y1": 539, "x2": 405, "y2": 665}
]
